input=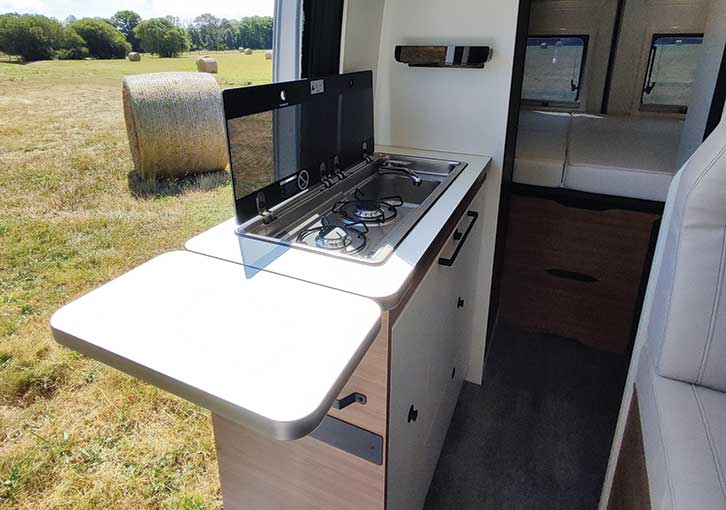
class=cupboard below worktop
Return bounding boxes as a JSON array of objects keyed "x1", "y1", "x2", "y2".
[{"x1": 214, "y1": 176, "x2": 488, "y2": 510}]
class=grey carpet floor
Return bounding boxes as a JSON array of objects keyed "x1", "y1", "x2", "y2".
[{"x1": 424, "y1": 320, "x2": 628, "y2": 510}]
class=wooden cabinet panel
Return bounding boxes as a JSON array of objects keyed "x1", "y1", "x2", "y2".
[
  {"x1": 328, "y1": 313, "x2": 389, "y2": 437},
  {"x1": 499, "y1": 195, "x2": 659, "y2": 353},
  {"x1": 214, "y1": 414, "x2": 385, "y2": 510}
]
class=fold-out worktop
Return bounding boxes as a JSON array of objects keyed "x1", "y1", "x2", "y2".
[{"x1": 51, "y1": 251, "x2": 381, "y2": 440}]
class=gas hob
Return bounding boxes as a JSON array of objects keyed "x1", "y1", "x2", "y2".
[{"x1": 236, "y1": 153, "x2": 468, "y2": 265}]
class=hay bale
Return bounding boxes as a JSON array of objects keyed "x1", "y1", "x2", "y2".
[
  {"x1": 122, "y1": 72, "x2": 227, "y2": 179},
  {"x1": 244, "y1": 48, "x2": 253, "y2": 55},
  {"x1": 238, "y1": 47, "x2": 244, "y2": 52},
  {"x1": 265, "y1": 50, "x2": 273, "y2": 60},
  {"x1": 196, "y1": 56, "x2": 218, "y2": 73},
  {"x1": 128, "y1": 52, "x2": 141, "y2": 62}
]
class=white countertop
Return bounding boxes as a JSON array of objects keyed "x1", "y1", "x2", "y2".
[
  {"x1": 185, "y1": 146, "x2": 491, "y2": 308},
  {"x1": 51, "y1": 251, "x2": 381, "y2": 440}
]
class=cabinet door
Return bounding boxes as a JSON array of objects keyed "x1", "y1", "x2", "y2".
[
  {"x1": 420, "y1": 207, "x2": 482, "y2": 476},
  {"x1": 446, "y1": 187, "x2": 487, "y2": 383},
  {"x1": 388, "y1": 252, "x2": 457, "y2": 510},
  {"x1": 388, "y1": 197, "x2": 485, "y2": 510}
]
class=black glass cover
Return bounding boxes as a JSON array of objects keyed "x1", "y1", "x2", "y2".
[{"x1": 222, "y1": 71, "x2": 374, "y2": 224}]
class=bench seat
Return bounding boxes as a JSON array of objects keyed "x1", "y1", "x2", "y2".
[
  {"x1": 637, "y1": 345, "x2": 726, "y2": 510},
  {"x1": 563, "y1": 115, "x2": 682, "y2": 201}
]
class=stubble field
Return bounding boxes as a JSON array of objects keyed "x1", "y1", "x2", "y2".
[{"x1": 0, "y1": 49, "x2": 271, "y2": 510}]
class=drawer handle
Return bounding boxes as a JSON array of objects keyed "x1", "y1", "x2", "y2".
[
  {"x1": 545, "y1": 268, "x2": 599, "y2": 283},
  {"x1": 333, "y1": 392, "x2": 367, "y2": 410},
  {"x1": 439, "y1": 211, "x2": 479, "y2": 267}
]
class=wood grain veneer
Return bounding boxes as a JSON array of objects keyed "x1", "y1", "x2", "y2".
[
  {"x1": 328, "y1": 313, "x2": 389, "y2": 437},
  {"x1": 608, "y1": 387, "x2": 651, "y2": 510},
  {"x1": 499, "y1": 194, "x2": 659, "y2": 353},
  {"x1": 213, "y1": 312, "x2": 390, "y2": 510},
  {"x1": 214, "y1": 413, "x2": 385, "y2": 510}
]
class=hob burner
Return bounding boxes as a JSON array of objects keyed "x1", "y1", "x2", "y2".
[
  {"x1": 333, "y1": 189, "x2": 403, "y2": 225},
  {"x1": 297, "y1": 217, "x2": 368, "y2": 254},
  {"x1": 315, "y1": 225, "x2": 351, "y2": 249}
]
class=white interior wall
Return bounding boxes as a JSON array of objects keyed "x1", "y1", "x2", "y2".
[
  {"x1": 607, "y1": 0, "x2": 709, "y2": 115},
  {"x1": 343, "y1": 0, "x2": 520, "y2": 383},
  {"x1": 340, "y1": 0, "x2": 386, "y2": 84},
  {"x1": 676, "y1": 0, "x2": 726, "y2": 166},
  {"x1": 527, "y1": 0, "x2": 619, "y2": 113}
]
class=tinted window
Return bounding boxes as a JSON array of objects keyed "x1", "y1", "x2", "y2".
[
  {"x1": 522, "y1": 36, "x2": 588, "y2": 105},
  {"x1": 641, "y1": 34, "x2": 704, "y2": 113}
]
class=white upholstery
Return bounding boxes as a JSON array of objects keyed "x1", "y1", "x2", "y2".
[
  {"x1": 648, "y1": 118, "x2": 726, "y2": 392},
  {"x1": 632, "y1": 118, "x2": 726, "y2": 509},
  {"x1": 637, "y1": 344, "x2": 726, "y2": 510},
  {"x1": 513, "y1": 111, "x2": 570, "y2": 187},
  {"x1": 563, "y1": 116, "x2": 683, "y2": 201}
]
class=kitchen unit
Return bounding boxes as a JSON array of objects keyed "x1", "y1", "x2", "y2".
[
  {"x1": 209, "y1": 148, "x2": 488, "y2": 508},
  {"x1": 51, "y1": 72, "x2": 492, "y2": 509},
  {"x1": 210, "y1": 180, "x2": 486, "y2": 509}
]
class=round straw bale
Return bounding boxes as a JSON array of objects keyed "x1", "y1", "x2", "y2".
[
  {"x1": 122, "y1": 72, "x2": 227, "y2": 179},
  {"x1": 238, "y1": 47, "x2": 244, "y2": 52},
  {"x1": 196, "y1": 56, "x2": 218, "y2": 73},
  {"x1": 128, "y1": 52, "x2": 141, "y2": 61},
  {"x1": 244, "y1": 48, "x2": 253, "y2": 55},
  {"x1": 265, "y1": 50, "x2": 273, "y2": 60}
]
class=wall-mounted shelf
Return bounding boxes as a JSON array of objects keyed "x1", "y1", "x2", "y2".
[{"x1": 394, "y1": 45, "x2": 492, "y2": 68}]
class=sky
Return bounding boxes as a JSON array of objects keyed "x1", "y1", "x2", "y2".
[{"x1": 0, "y1": 0, "x2": 274, "y2": 23}]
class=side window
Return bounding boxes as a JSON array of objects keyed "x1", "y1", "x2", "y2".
[
  {"x1": 522, "y1": 36, "x2": 588, "y2": 107},
  {"x1": 641, "y1": 34, "x2": 704, "y2": 114}
]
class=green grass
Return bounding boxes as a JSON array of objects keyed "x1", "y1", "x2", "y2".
[{"x1": 0, "y1": 50, "x2": 272, "y2": 509}]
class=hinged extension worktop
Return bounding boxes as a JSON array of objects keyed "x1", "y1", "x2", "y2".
[{"x1": 51, "y1": 251, "x2": 381, "y2": 440}]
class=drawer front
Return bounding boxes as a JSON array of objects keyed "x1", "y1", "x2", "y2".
[
  {"x1": 499, "y1": 195, "x2": 659, "y2": 353},
  {"x1": 328, "y1": 313, "x2": 389, "y2": 438}
]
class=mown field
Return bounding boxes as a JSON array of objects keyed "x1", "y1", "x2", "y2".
[{"x1": 0, "y1": 50, "x2": 271, "y2": 510}]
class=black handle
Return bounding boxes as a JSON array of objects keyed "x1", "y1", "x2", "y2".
[
  {"x1": 333, "y1": 392, "x2": 367, "y2": 410},
  {"x1": 643, "y1": 44, "x2": 658, "y2": 95},
  {"x1": 408, "y1": 404, "x2": 418, "y2": 423},
  {"x1": 439, "y1": 211, "x2": 479, "y2": 267}
]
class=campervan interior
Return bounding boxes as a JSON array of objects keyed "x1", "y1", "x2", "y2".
[
  {"x1": 491, "y1": 0, "x2": 726, "y2": 508},
  {"x1": 46, "y1": 0, "x2": 726, "y2": 508},
  {"x1": 420, "y1": 0, "x2": 726, "y2": 507}
]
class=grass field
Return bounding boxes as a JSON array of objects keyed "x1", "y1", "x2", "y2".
[{"x1": 0, "y1": 50, "x2": 272, "y2": 510}]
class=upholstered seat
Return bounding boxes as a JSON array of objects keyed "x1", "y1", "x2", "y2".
[
  {"x1": 514, "y1": 112, "x2": 683, "y2": 201},
  {"x1": 637, "y1": 344, "x2": 726, "y2": 510},
  {"x1": 631, "y1": 117, "x2": 726, "y2": 509},
  {"x1": 563, "y1": 115, "x2": 682, "y2": 201},
  {"x1": 513, "y1": 110, "x2": 570, "y2": 187}
]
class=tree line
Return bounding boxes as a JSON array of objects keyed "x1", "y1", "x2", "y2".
[{"x1": 0, "y1": 11, "x2": 273, "y2": 62}]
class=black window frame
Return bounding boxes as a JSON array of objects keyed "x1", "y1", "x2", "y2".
[
  {"x1": 640, "y1": 32, "x2": 705, "y2": 114},
  {"x1": 521, "y1": 34, "x2": 590, "y2": 108}
]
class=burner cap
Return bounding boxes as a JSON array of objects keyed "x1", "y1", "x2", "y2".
[
  {"x1": 353, "y1": 200, "x2": 385, "y2": 221},
  {"x1": 315, "y1": 225, "x2": 352, "y2": 249}
]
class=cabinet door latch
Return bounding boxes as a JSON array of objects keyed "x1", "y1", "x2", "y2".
[
  {"x1": 408, "y1": 404, "x2": 419, "y2": 423},
  {"x1": 333, "y1": 392, "x2": 367, "y2": 410}
]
